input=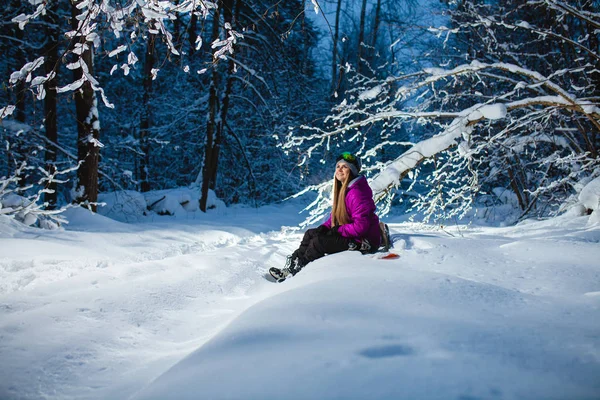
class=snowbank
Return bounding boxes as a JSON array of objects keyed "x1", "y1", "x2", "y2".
[
  {"x1": 97, "y1": 190, "x2": 147, "y2": 222},
  {"x1": 97, "y1": 186, "x2": 226, "y2": 222},
  {"x1": 578, "y1": 176, "x2": 600, "y2": 224},
  {"x1": 579, "y1": 176, "x2": 600, "y2": 211},
  {"x1": 132, "y1": 217, "x2": 600, "y2": 400},
  {"x1": 1, "y1": 201, "x2": 599, "y2": 400}
]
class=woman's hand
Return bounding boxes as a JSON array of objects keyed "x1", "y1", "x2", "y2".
[
  {"x1": 316, "y1": 225, "x2": 329, "y2": 235},
  {"x1": 327, "y1": 225, "x2": 340, "y2": 236}
]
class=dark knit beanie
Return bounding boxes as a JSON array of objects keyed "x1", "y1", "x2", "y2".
[{"x1": 336, "y1": 152, "x2": 361, "y2": 176}]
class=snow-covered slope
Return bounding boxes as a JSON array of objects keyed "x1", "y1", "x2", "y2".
[{"x1": 1, "y1": 206, "x2": 599, "y2": 400}]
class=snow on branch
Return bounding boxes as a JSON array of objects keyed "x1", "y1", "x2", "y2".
[
  {"x1": 11, "y1": 1, "x2": 46, "y2": 30},
  {"x1": 6, "y1": 0, "x2": 223, "y2": 113},
  {"x1": 535, "y1": 0, "x2": 600, "y2": 30},
  {"x1": 2, "y1": 56, "x2": 57, "y2": 116},
  {"x1": 0, "y1": 106, "x2": 16, "y2": 120},
  {"x1": 289, "y1": 60, "x2": 597, "y2": 153},
  {"x1": 368, "y1": 102, "x2": 506, "y2": 202},
  {"x1": 212, "y1": 23, "x2": 245, "y2": 61},
  {"x1": 287, "y1": 57, "x2": 600, "y2": 222},
  {"x1": 9, "y1": 57, "x2": 45, "y2": 84},
  {"x1": 0, "y1": 160, "x2": 80, "y2": 229},
  {"x1": 367, "y1": 61, "x2": 600, "y2": 201}
]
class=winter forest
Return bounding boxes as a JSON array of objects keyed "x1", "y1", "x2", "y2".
[
  {"x1": 1, "y1": 0, "x2": 598, "y2": 226},
  {"x1": 2, "y1": 1, "x2": 600, "y2": 399}
]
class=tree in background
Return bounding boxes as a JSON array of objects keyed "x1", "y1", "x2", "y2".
[
  {"x1": 0, "y1": 0, "x2": 42, "y2": 188},
  {"x1": 97, "y1": 0, "x2": 325, "y2": 208},
  {"x1": 0, "y1": 0, "x2": 222, "y2": 224},
  {"x1": 286, "y1": 0, "x2": 600, "y2": 225},
  {"x1": 191, "y1": 0, "x2": 327, "y2": 207},
  {"x1": 71, "y1": 0, "x2": 101, "y2": 211},
  {"x1": 200, "y1": 0, "x2": 238, "y2": 212},
  {"x1": 1, "y1": 0, "x2": 328, "y2": 224},
  {"x1": 330, "y1": 0, "x2": 343, "y2": 94},
  {"x1": 42, "y1": 0, "x2": 60, "y2": 209},
  {"x1": 139, "y1": 33, "x2": 156, "y2": 194}
]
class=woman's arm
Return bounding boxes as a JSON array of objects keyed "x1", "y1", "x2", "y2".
[{"x1": 337, "y1": 187, "x2": 375, "y2": 239}]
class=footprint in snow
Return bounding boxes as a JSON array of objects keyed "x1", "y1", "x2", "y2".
[{"x1": 358, "y1": 344, "x2": 415, "y2": 359}]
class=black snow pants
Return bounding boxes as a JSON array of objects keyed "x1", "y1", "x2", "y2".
[{"x1": 294, "y1": 228, "x2": 352, "y2": 266}]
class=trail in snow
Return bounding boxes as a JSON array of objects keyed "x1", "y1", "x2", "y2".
[
  {"x1": 0, "y1": 206, "x2": 303, "y2": 400},
  {"x1": 0, "y1": 207, "x2": 599, "y2": 400}
]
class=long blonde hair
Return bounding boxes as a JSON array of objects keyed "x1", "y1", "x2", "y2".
[{"x1": 331, "y1": 173, "x2": 352, "y2": 226}]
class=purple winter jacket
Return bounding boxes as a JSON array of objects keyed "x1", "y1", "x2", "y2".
[{"x1": 323, "y1": 175, "x2": 381, "y2": 249}]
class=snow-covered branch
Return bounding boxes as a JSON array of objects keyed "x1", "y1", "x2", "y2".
[
  {"x1": 0, "y1": 160, "x2": 79, "y2": 229},
  {"x1": 1, "y1": 0, "x2": 229, "y2": 119},
  {"x1": 287, "y1": 12, "x2": 600, "y2": 222}
]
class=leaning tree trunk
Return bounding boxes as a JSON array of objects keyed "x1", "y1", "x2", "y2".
[
  {"x1": 139, "y1": 34, "x2": 156, "y2": 193},
  {"x1": 43, "y1": 0, "x2": 59, "y2": 209},
  {"x1": 72, "y1": 0, "x2": 100, "y2": 211}
]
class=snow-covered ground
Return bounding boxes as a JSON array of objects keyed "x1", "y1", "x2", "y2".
[{"x1": 1, "y1": 201, "x2": 599, "y2": 400}]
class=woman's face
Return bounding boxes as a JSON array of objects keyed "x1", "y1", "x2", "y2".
[{"x1": 335, "y1": 162, "x2": 351, "y2": 182}]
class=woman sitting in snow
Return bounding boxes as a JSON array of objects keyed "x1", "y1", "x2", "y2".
[{"x1": 269, "y1": 152, "x2": 381, "y2": 282}]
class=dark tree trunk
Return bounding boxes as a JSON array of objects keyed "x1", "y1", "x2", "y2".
[
  {"x1": 357, "y1": 0, "x2": 368, "y2": 74},
  {"x1": 172, "y1": 0, "x2": 182, "y2": 48},
  {"x1": 9, "y1": 1, "x2": 27, "y2": 187},
  {"x1": 371, "y1": 0, "x2": 382, "y2": 49},
  {"x1": 301, "y1": 0, "x2": 309, "y2": 75},
  {"x1": 210, "y1": 0, "x2": 236, "y2": 187},
  {"x1": 72, "y1": 0, "x2": 100, "y2": 211},
  {"x1": 43, "y1": 0, "x2": 60, "y2": 209},
  {"x1": 331, "y1": 0, "x2": 343, "y2": 94},
  {"x1": 14, "y1": 28, "x2": 26, "y2": 124},
  {"x1": 139, "y1": 34, "x2": 156, "y2": 193},
  {"x1": 188, "y1": 13, "x2": 198, "y2": 56},
  {"x1": 200, "y1": 0, "x2": 237, "y2": 212},
  {"x1": 585, "y1": 20, "x2": 599, "y2": 158},
  {"x1": 200, "y1": 4, "x2": 222, "y2": 212}
]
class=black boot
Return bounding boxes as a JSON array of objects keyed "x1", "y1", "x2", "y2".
[
  {"x1": 269, "y1": 255, "x2": 296, "y2": 282},
  {"x1": 291, "y1": 256, "x2": 306, "y2": 275},
  {"x1": 269, "y1": 254, "x2": 305, "y2": 282}
]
